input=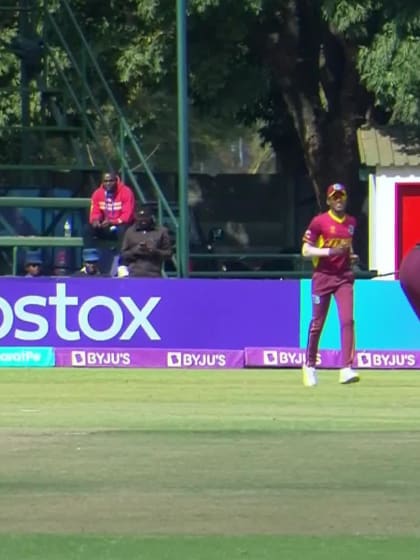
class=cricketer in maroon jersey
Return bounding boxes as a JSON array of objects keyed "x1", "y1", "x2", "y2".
[{"x1": 301, "y1": 183, "x2": 360, "y2": 386}]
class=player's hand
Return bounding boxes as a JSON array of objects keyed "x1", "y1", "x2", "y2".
[
  {"x1": 101, "y1": 219, "x2": 110, "y2": 228},
  {"x1": 350, "y1": 253, "x2": 360, "y2": 264},
  {"x1": 91, "y1": 220, "x2": 101, "y2": 228}
]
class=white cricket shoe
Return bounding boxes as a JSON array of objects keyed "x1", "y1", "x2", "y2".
[
  {"x1": 302, "y1": 365, "x2": 318, "y2": 387},
  {"x1": 339, "y1": 367, "x2": 360, "y2": 384},
  {"x1": 117, "y1": 265, "x2": 129, "y2": 278}
]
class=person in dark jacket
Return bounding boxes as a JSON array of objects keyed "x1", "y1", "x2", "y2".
[
  {"x1": 119, "y1": 206, "x2": 172, "y2": 277},
  {"x1": 73, "y1": 248, "x2": 104, "y2": 277}
]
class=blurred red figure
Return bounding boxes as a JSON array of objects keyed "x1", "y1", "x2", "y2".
[{"x1": 399, "y1": 243, "x2": 420, "y2": 320}]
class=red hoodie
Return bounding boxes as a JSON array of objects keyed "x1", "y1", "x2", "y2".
[{"x1": 89, "y1": 177, "x2": 135, "y2": 226}]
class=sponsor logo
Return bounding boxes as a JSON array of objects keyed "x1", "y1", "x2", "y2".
[
  {"x1": 71, "y1": 351, "x2": 86, "y2": 366},
  {"x1": 263, "y1": 350, "x2": 321, "y2": 367},
  {"x1": 0, "y1": 347, "x2": 54, "y2": 367},
  {"x1": 167, "y1": 352, "x2": 227, "y2": 368},
  {"x1": 0, "y1": 283, "x2": 161, "y2": 342},
  {"x1": 356, "y1": 352, "x2": 372, "y2": 368},
  {"x1": 71, "y1": 350, "x2": 131, "y2": 367},
  {"x1": 356, "y1": 352, "x2": 416, "y2": 368},
  {"x1": 248, "y1": 348, "x2": 419, "y2": 370}
]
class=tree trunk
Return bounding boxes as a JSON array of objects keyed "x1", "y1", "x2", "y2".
[{"x1": 264, "y1": 0, "x2": 367, "y2": 215}]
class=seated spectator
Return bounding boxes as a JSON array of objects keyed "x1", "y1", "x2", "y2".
[
  {"x1": 84, "y1": 171, "x2": 136, "y2": 273},
  {"x1": 84, "y1": 171, "x2": 135, "y2": 244},
  {"x1": 23, "y1": 250, "x2": 43, "y2": 277},
  {"x1": 73, "y1": 248, "x2": 104, "y2": 277},
  {"x1": 52, "y1": 248, "x2": 72, "y2": 276},
  {"x1": 119, "y1": 206, "x2": 172, "y2": 278}
]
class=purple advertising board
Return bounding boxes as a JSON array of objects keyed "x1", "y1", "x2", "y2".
[
  {"x1": 0, "y1": 278, "x2": 300, "y2": 349},
  {"x1": 245, "y1": 347, "x2": 420, "y2": 369},
  {"x1": 55, "y1": 348, "x2": 244, "y2": 369}
]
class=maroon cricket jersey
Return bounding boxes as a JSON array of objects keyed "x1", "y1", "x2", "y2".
[{"x1": 303, "y1": 211, "x2": 356, "y2": 275}]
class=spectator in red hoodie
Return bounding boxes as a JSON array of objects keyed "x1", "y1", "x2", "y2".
[
  {"x1": 84, "y1": 171, "x2": 136, "y2": 273},
  {"x1": 86, "y1": 171, "x2": 135, "y2": 239}
]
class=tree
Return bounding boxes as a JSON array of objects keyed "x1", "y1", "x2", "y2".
[
  {"x1": 73, "y1": 0, "x2": 418, "y2": 211},
  {"x1": 185, "y1": 0, "x2": 420, "y2": 209},
  {"x1": 0, "y1": 0, "x2": 419, "y2": 211}
]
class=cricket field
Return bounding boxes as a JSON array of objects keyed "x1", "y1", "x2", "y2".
[{"x1": 1, "y1": 368, "x2": 420, "y2": 559}]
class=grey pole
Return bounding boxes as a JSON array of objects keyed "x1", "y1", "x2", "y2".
[{"x1": 176, "y1": 0, "x2": 190, "y2": 277}]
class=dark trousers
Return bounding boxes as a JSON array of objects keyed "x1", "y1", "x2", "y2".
[
  {"x1": 83, "y1": 224, "x2": 128, "y2": 274},
  {"x1": 306, "y1": 271, "x2": 355, "y2": 368}
]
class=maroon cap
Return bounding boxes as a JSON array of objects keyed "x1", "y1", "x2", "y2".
[{"x1": 327, "y1": 183, "x2": 347, "y2": 198}]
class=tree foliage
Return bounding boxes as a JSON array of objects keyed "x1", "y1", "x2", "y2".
[
  {"x1": 324, "y1": 0, "x2": 420, "y2": 125},
  {"x1": 0, "y1": 0, "x2": 419, "y2": 204}
]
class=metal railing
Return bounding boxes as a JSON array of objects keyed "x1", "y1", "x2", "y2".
[
  {"x1": 41, "y1": 0, "x2": 180, "y2": 265},
  {"x1": 186, "y1": 252, "x2": 378, "y2": 279},
  {"x1": 0, "y1": 1, "x2": 181, "y2": 271}
]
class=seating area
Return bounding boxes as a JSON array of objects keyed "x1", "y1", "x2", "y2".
[{"x1": 0, "y1": 196, "x2": 90, "y2": 275}]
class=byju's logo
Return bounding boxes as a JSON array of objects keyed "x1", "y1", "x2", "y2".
[
  {"x1": 357, "y1": 351, "x2": 416, "y2": 368},
  {"x1": 71, "y1": 350, "x2": 131, "y2": 367},
  {"x1": 71, "y1": 351, "x2": 86, "y2": 366},
  {"x1": 0, "y1": 283, "x2": 161, "y2": 342},
  {"x1": 167, "y1": 352, "x2": 182, "y2": 367},
  {"x1": 357, "y1": 352, "x2": 372, "y2": 368},
  {"x1": 263, "y1": 351, "x2": 279, "y2": 366},
  {"x1": 263, "y1": 349, "x2": 320, "y2": 367},
  {"x1": 167, "y1": 352, "x2": 227, "y2": 368}
]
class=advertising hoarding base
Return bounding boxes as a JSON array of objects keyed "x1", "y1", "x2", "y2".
[
  {"x1": 245, "y1": 348, "x2": 420, "y2": 369},
  {"x1": 0, "y1": 346, "x2": 417, "y2": 370},
  {"x1": 54, "y1": 348, "x2": 244, "y2": 369}
]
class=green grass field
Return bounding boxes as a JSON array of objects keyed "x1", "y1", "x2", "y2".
[{"x1": 1, "y1": 368, "x2": 420, "y2": 559}]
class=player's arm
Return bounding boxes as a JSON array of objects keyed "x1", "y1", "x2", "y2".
[
  {"x1": 302, "y1": 243, "x2": 348, "y2": 259},
  {"x1": 89, "y1": 190, "x2": 103, "y2": 225},
  {"x1": 302, "y1": 216, "x2": 349, "y2": 259},
  {"x1": 118, "y1": 188, "x2": 135, "y2": 225},
  {"x1": 301, "y1": 242, "x2": 343, "y2": 259},
  {"x1": 301, "y1": 217, "x2": 346, "y2": 259},
  {"x1": 348, "y1": 243, "x2": 360, "y2": 264},
  {"x1": 302, "y1": 217, "x2": 322, "y2": 259}
]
